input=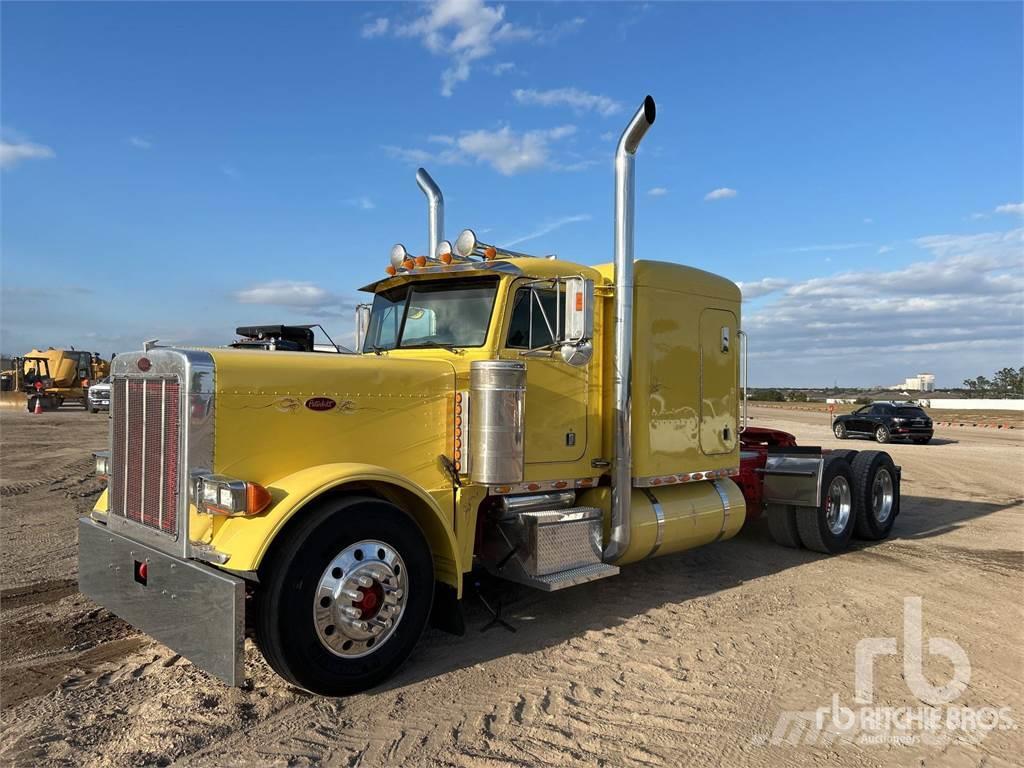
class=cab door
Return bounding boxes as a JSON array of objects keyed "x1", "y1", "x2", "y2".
[
  {"x1": 501, "y1": 282, "x2": 588, "y2": 466},
  {"x1": 699, "y1": 308, "x2": 739, "y2": 456}
]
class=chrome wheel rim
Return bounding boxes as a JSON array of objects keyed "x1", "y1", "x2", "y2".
[
  {"x1": 824, "y1": 476, "x2": 852, "y2": 535},
  {"x1": 834, "y1": 424, "x2": 844, "y2": 437},
  {"x1": 876, "y1": 427, "x2": 886, "y2": 441},
  {"x1": 872, "y1": 469, "x2": 894, "y2": 524},
  {"x1": 313, "y1": 540, "x2": 407, "y2": 658}
]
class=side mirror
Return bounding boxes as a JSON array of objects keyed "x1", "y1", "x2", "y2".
[
  {"x1": 559, "y1": 277, "x2": 594, "y2": 367},
  {"x1": 354, "y1": 304, "x2": 371, "y2": 351}
]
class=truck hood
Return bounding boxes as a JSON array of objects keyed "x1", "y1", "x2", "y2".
[{"x1": 204, "y1": 347, "x2": 458, "y2": 490}]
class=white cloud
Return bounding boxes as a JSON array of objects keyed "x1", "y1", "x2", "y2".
[
  {"x1": 391, "y1": 0, "x2": 536, "y2": 96},
  {"x1": 128, "y1": 136, "x2": 153, "y2": 150},
  {"x1": 343, "y1": 196, "x2": 376, "y2": 210},
  {"x1": 647, "y1": 187, "x2": 668, "y2": 197},
  {"x1": 385, "y1": 123, "x2": 577, "y2": 175},
  {"x1": 877, "y1": 245, "x2": 894, "y2": 254},
  {"x1": 505, "y1": 214, "x2": 591, "y2": 247},
  {"x1": 704, "y1": 187, "x2": 737, "y2": 201},
  {"x1": 366, "y1": 1, "x2": 582, "y2": 95},
  {"x1": 235, "y1": 281, "x2": 338, "y2": 308},
  {"x1": 995, "y1": 202, "x2": 1024, "y2": 216},
  {"x1": 742, "y1": 227, "x2": 1024, "y2": 385},
  {"x1": 737, "y1": 277, "x2": 791, "y2": 299},
  {"x1": 512, "y1": 87, "x2": 622, "y2": 117},
  {"x1": 0, "y1": 139, "x2": 55, "y2": 169},
  {"x1": 361, "y1": 17, "x2": 389, "y2": 38}
]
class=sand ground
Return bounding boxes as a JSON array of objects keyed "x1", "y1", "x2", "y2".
[{"x1": 1, "y1": 405, "x2": 1021, "y2": 767}]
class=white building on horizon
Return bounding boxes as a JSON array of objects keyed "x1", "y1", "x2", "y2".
[{"x1": 889, "y1": 372, "x2": 935, "y2": 392}]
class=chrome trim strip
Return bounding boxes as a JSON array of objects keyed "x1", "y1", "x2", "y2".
[
  {"x1": 159, "y1": 379, "x2": 166, "y2": 530},
  {"x1": 141, "y1": 379, "x2": 147, "y2": 523},
  {"x1": 487, "y1": 476, "x2": 600, "y2": 496},
  {"x1": 711, "y1": 479, "x2": 732, "y2": 542},
  {"x1": 633, "y1": 467, "x2": 740, "y2": 488},
  {"x1": 640, "y1": 487, "x2": 665, "y2": 558}
]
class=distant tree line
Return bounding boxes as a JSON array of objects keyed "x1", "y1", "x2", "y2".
[{"x1": 962, "y1": 366, "x2": 1023, "y2": 398}]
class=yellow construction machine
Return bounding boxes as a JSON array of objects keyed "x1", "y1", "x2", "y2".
[{"x1": 0, "y1": 348, "x2": 110, "y2": 411}]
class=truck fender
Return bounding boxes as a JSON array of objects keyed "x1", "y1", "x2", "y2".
[{"x1": 212, "y1": 463, "x2": 462, "y2": 596}]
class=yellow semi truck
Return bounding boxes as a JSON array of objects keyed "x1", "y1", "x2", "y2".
[{"x1": 80, "y1": 96, "x2": 901, "y2": 695}]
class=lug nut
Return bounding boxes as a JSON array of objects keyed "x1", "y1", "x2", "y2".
[
  {"x1": 355, "y1": 576, "x2": 373, "y2": 588},
  {"x1": 341, "y1": 589, "x2": 361, "y2": 601},
  {"x1": 342, "y1": 606, "x2": 362, "y2": 619}
]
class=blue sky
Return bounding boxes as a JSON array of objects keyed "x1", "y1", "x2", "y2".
[{"x1": 2, "y1": 1, "x2": 1022, "y2": 387}]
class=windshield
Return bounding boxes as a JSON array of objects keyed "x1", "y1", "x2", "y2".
[{"x1": 363, "y1": 278, "x2": 499, "y2": 352}]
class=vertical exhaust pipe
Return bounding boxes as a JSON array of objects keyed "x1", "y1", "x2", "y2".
[
  {"x1": 416, "y1": 168, "x2": 444, "y2": 260},
  {"x1": 605, "y1": 95, "x2": 656, "y2": 563}
]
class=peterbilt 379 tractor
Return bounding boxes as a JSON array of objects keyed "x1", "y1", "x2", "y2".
[{"x1": 80, "y1": 96, "x2": 901, "y2": 695}]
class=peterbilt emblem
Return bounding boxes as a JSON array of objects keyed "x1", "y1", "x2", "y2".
[
  {"x1": 305, "y1": 397, "x2": 336, "y2": 412},
  {"x1": 137, "y1": 357, "x2": 152, "y2": 372}
]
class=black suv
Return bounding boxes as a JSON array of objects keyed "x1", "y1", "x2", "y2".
[{"x1": 833, "y1": 402, "x2": 934, "y2": 444}]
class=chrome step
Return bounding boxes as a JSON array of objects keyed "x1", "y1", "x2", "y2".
[
  {"x1": 496, "y1": 561, "x2": 620, "y2": 592},
  {"x1": 479, "y1": 504, "x2": 618, "y2": 591}
]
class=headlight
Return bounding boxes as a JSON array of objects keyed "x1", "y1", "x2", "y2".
[
  {"x1": 191, "y1": 472, "x2": 271, "y2": 517},
  {"x1": 93, "y1": 450, "x2": 110, "y2": 480}
]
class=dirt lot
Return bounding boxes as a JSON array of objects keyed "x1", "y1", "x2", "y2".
[{"x1": 1, "y1": 405, "x2": 1022, "y2": 767}]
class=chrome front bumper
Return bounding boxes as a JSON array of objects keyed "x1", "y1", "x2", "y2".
[{"x1": 78, "y1": 517, "x2": 244, "y2": 685}]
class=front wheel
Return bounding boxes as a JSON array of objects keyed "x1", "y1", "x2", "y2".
[
  {"x1": 874, "y1": 425, "x2": 890, "y2": 444},
  {"x1": 833, "y1": 422, "x2": 848, "y2": 440},
  {"x1": 255, "y1": 496, "x2": 434, "y2": 696}
]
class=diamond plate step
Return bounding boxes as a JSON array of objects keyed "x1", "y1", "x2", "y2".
[{"x1": 493, "y1": 561, "x2": 620, "y2": 592}]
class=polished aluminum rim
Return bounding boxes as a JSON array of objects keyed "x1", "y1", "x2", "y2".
[
  {"x1": 872, "y1": 468, "x2": 894, "y2": 524},
  {"x1": 824, "y1": 476, "x2": 852, "y2": 535},
  {"x1": 876, "y1": 426, "x2": 887, "y2": 441},
  {"x1": 313, "y1": 540, "x2": 407, "y2": 658},
  {"x1": 834, "y1": 423, "x2": 845, "y2": 437}
]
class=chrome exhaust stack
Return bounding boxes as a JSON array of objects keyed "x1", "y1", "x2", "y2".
[
  {"x1": 415, "y1": 168, "x2": 444, "y2": 261},
  {"x1": 604, "y1": 95, "x2": 656, "y2": 563}
]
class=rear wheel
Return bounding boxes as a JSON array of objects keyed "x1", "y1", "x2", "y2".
[
  {"x1": 851, "y1": 451, "x2": 899, "y2": 540},
  {"x1": 874, "y1": 425, "x2": 890, "y2": 444},
  {"x1": 255, "y1": 496, "x2": 434, "y2": 696},
  {"x1": 796, "y1": 457, "x2": 855, "y2": 554},
  {"x1": 833, "y1": 422, "x2": 848, "y2": 440},
  {"x1": 767, "y1": 504, "x2": 801, "y2": 548}
]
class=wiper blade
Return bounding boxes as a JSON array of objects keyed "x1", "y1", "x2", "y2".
[{"x1": 401, "y1": 342, "x2": 460, "y2": 351}]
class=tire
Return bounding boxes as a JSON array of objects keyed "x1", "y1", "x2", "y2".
[
  {"x1": 833, "y1": 422, "x2": 848, "y2": 440},
  {"x1": 851, "y1": 451, "x2": 899, "y2": 540},
  {"x1": 255, "y1": 495, "x2": 434, "y2": 696},
  {"x1": 88, "y1": 403, "x2": 97, "y2": 413},
  {"x1": 796, "y1": 457, "x2": 855, "y2": 554},
  {"x1": 874, "y1": 425, "x2": 890, "y2": 444},
  {"x1": 767, "y1": 504, "x2": 801, "y2": 548}
]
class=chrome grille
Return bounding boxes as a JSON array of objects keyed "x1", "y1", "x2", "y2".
[{"x1": 110, "y1": 377, "x2": 181, "y2": 536}]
